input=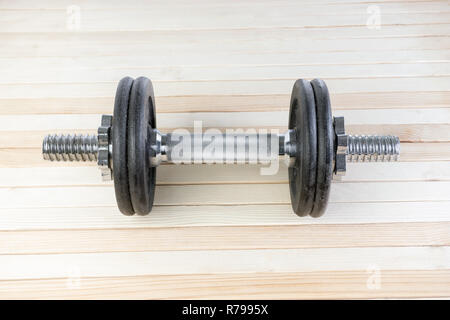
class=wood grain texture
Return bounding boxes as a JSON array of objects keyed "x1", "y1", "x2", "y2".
[
  {"x1": 1, "y1": 222, "x2": 449, "y2": 254},
  {"x1": 0, "y1": 0, "x2": 449, "y2": 299},
  {"x1": 0, "y1": 270, "x2": 449, "y2": 300}
]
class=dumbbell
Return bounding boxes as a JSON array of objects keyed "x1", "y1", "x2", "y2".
[{"x1": 42, "y1": 76, "x2": 400, "y2": 218}]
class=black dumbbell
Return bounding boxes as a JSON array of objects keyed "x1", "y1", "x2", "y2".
[{"x1": 42, "y1": 76, "x2": 400, "y2": 218}]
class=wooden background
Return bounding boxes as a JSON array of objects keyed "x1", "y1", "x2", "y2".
[{"x1": 0, "y1": 0, "x2": 449, "y2": 299}]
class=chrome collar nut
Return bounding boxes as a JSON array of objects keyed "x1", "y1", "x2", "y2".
[
  {"x1": 333, "y1": 116, "x2": 347, "y2": 177},
  {"x1": 98, "y1": 115, "x2": 113, "y2": 181}
]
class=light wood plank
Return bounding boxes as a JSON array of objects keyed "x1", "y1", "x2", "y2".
[
  {"x1": 2, "y1": 5, "x2": 450, "y2": 32},
  {"x1": 5, "y1": 12, "x2": 450, "y2": 33},
  {"x1": 347, "y1": 124, "x2": 450, "y2": 142},
  {"x1": 2, "y1": 0, "x2": 448, "y2": 11},
  {"x1": 398, "y1": 142, "x2": 450, "y2": 161},
  {"x1": 1, "y1": 0, "x2": 448, "y2": 8},
  {"x1": 1, "y1": 222, "x2": 448, "y2": 254},
  {"x1": 3, "y1": 24, "x2": 450, "y2": 45},
  {"x1": 1, "y1": 202, "x2": 449, "y2": 231},
  {"x1": 0, "y1": 182, "x2": 448, "y2": 209},
  {"x1": 2, "y1": 48, "x2": 448, "y2": 69},
  {"x1": 1, "y1": 269, "x2": 449, "y2": 299},
  {"x1": 0, "y1": 246, "x2": 448, "y2": 280},
  {"x1": 2, "y1": 40, "x2": 450, "y2": 60},
  {"x1": 3, "y1": 63, "x2": 450, "y2": 84},
  {"x1": 1, "y1": 91, "x2": 450, "y2": 114},
  {"x1": 0, "y1": 79, "x2": 448, "y2": 100},
  {"x1": 1, "y1": 109, "x2": 447, "y2": 131}
]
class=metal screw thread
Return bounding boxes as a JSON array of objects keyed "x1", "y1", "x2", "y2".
[
  {"x1": 42, "y1": 134, "x2": 98, "y2": 161},
  {"x1": 347, "y1": 135, "x2": 400, "y2": 162}
]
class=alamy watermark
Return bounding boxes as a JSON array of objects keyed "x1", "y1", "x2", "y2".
[
  {"x1": 366, "y1": 265, "x2": 381, "y2": 290},
  {"x1": 366, "y1": 5, "x2": 381, "y2": 30},
  {"x1": 66, "y1": 265, "x2": 81, "y2": 289},
  {"x1": 66, "y1": 5, "x2": 81, "y2": 31},
  {"x1": 165, "y1": 121, "x2": 281, "y2": 175}
]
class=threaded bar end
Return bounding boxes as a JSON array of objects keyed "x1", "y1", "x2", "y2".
[
  {"x1": 347, "y1": 135, "x2": 400, "y2": 162},
  {"x1": 42, "y1": 134, "x2": 98, "y2": 162}
]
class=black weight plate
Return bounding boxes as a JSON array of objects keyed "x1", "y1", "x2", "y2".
[
  {"x1": 112, "y1": 77, "x2": 135, "y2": 216},
  {"x1": 127, "y1": 77, "x2": 157, "y2": 215},
  {"x1": 310, "y1": 79, "x2": 333, "y2": 218},
  {"x1": 288, "y1": 79, "x2": 317, "y2": 217}
]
